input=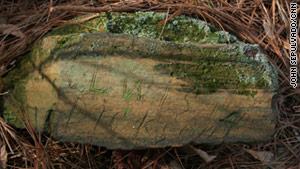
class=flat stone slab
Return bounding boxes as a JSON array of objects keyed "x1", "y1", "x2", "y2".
[{"x1": 2, "y1": 12, "x2": 278, "y2": 149}]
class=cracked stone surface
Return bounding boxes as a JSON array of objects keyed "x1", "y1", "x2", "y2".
[{"x1": 2, "y1": 12, "x2": 278, "y2": 149}]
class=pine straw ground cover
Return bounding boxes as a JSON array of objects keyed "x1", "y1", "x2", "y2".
[{"x1": 0, "y1": 0, "x2": 299, "y2": 168}]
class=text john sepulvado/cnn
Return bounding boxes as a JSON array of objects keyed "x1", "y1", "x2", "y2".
[{"x1": 290, "y1": 3, "x2": 298, "y2": 88}]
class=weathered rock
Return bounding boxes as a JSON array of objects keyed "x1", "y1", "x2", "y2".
[{"x1": 1, "y1": 12, "x2": 278, "y2": 149}]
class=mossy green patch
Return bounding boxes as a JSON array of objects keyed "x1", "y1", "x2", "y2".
[
  {"x1": 123, "y1": 107, "x2": 131, "y2": 116},
  {"x1": 135, "y1": 80, "x2": 143, "y2": 101},
  {"x1": 2, "y1": 93, "x2": 25, "y2": 128},
  {"x1": 153, "y1": 57, "x2": 268, "y2": 94},
  {"x1": 235, "y1": 90, "x2": 257, "y2": 97},
  {"x1": 89, "y1": 87, "x2": 108, "y2": 94},
  {"x1": 47, "y1": 13, "x2": 108, "y2": 36},
  {"x1": 49, "y1": 12, "x2": 239, "y2": 44},
  {"x1": 1, "y1": 53, "x2": 35, "y2": 128},
  {"x1": 122, "y1": 79, "x2": 134, "y2": 102}
]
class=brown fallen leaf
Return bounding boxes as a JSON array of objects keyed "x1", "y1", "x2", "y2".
[
  {"x1": 0, "y1": 24, "x2": 25, "y2": 38},
  {"x1": 189, "y1": 145, "x2": 217, "y2": 163},
  {"x1": 0, "y1": 140, "x2": 7, "y2": 169},
  {"x1": 245, "y1": 149, "x2": 274, "y2": 164}
]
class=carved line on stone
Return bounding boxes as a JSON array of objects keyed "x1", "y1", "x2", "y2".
[
  {"x1": 64, "y1": 96, "x2": 80, "y2": 131},
  {"x1": 134, "y1": 111, "x2": 148, "y2": 139},
  {"x1": 93, "y1": 106, "x2": 105, "y2": 130},
  {"x1": 159, "y1": 87, "x2": 170, "y2": 106}
]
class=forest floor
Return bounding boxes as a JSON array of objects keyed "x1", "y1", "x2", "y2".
[{"x1": 0, "y1": 0, "x2": 299, "y2": 168}]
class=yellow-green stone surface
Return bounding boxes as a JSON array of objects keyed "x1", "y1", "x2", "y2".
[{"x1": 1, "y1": 12, "x2": 278, "y2": 149}]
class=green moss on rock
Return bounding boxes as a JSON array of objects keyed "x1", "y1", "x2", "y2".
[
  {"x1": 1, "y1": 12, "x2": 278, "y2": 146},
  {"x1": 47, "y1": 13, "x2": 108, "y2": 36},
  {"x1": 50, "y1": 12, "x2": 239, "y2": 44}
]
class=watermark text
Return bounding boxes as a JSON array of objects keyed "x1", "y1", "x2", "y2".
[{"x1": 290, "y1": 3, "x2": 298, "y2": 88}]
